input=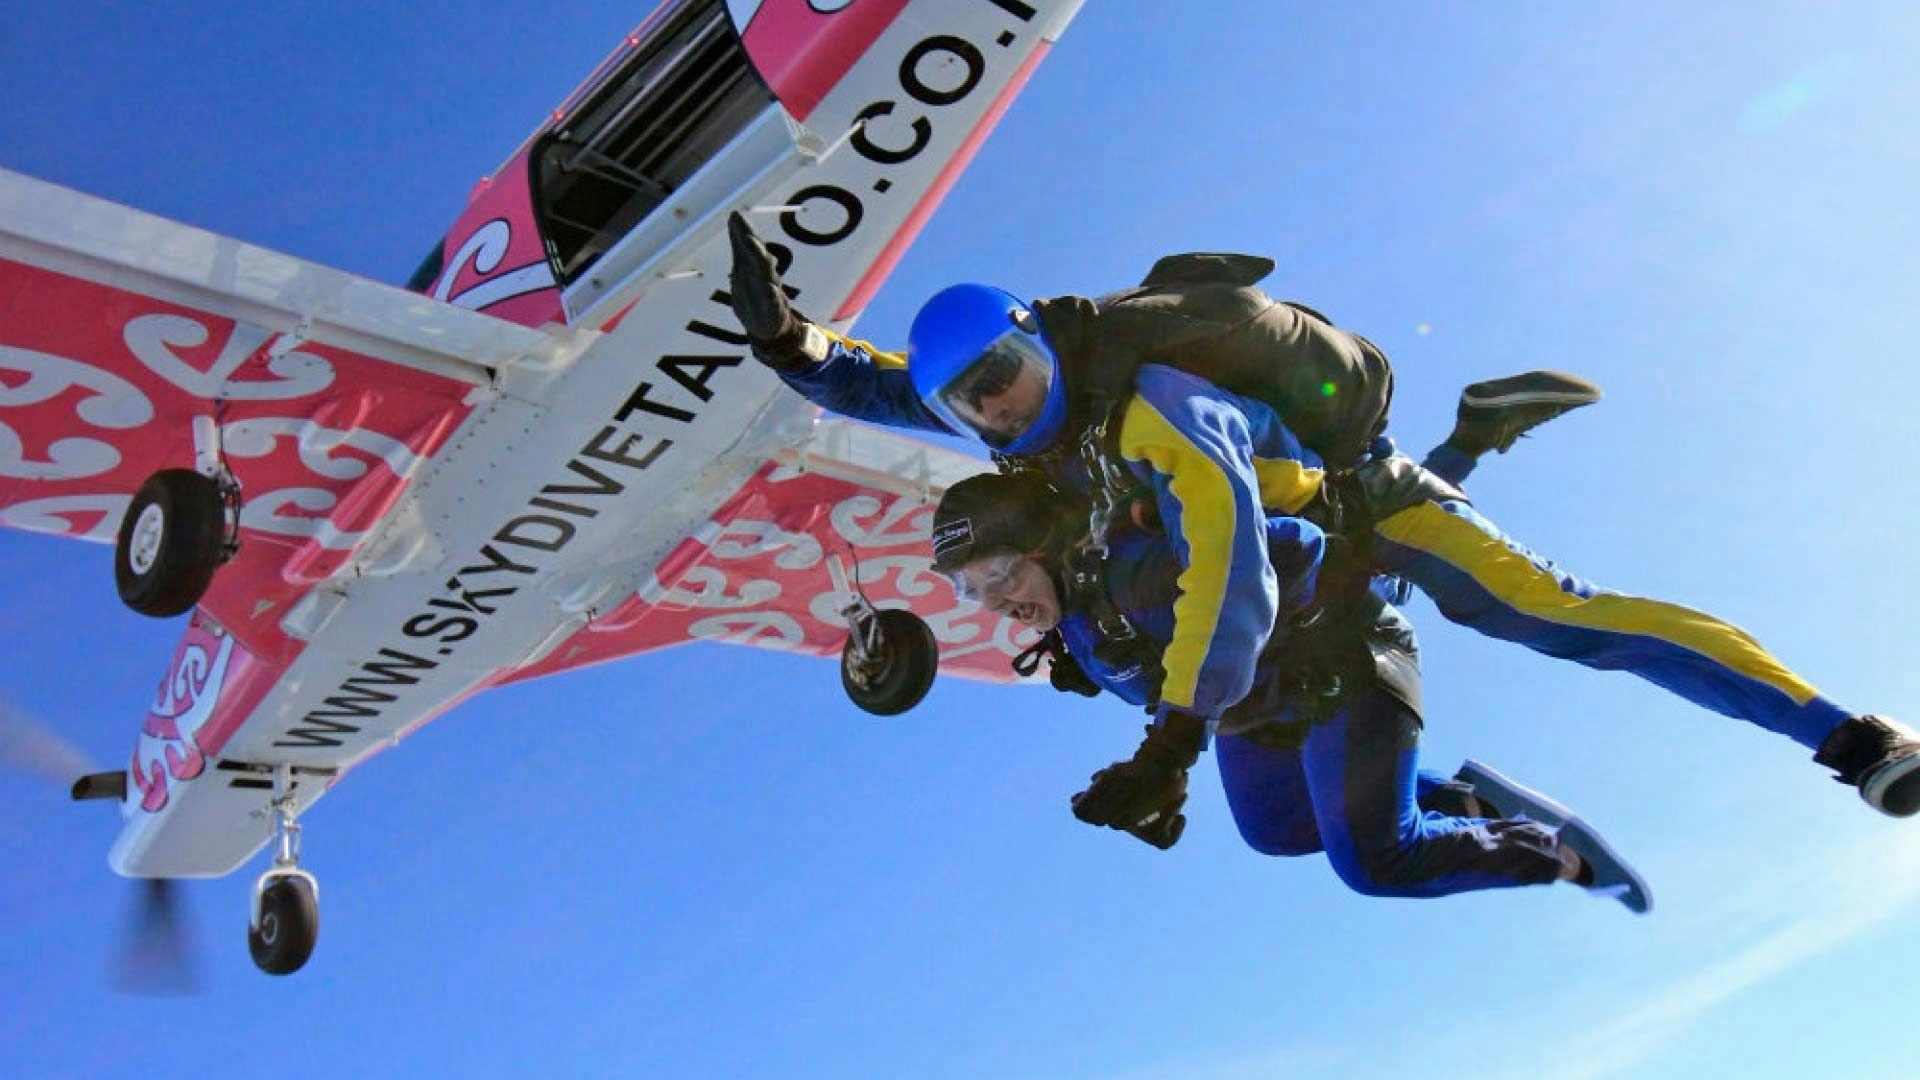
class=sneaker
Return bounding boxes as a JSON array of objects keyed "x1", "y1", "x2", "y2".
[
  {"x1": 1450, "y1": 370, "x2": 1603, "y2": 455},
  {"x1": 1813, "y1": 715, "x2": 1920, "y2": 817},
  {"x1": 1455, "y1": 759, "x2": 1652, "y2": 914}
]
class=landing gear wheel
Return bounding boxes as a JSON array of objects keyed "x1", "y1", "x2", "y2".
[
  {"x1": 115, "y1": 469, "x2": 226, "y2": 618},
  {"x1": 840, "y1": 609, "x2": 938, "y2": 716},
  {"x1": 248, "y1": 876, "x2": 319, "y2": 976}
]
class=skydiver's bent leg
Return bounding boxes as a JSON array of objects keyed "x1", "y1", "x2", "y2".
[
  {"x1": 1371, "y1": 499, "x2": 1851, "y2": 749},
  {"x1": 1295, "y1": 687, "x2": 1564, "y2": 898},
  {"x1": 1216, "y1": 727, "x2": 1324, "y2": 857},
  {"x1": 1421, "y1": 441, "x2": 1479, "y2": 488},
  {"x1": 1379, "y1": 372, "x2": 1600, "y2": 604}
]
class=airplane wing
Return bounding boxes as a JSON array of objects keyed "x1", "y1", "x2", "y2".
[
  {"x1": 18, "y1": 0, "x2": 1086, "y2": 910},
  {"x1": 501, "y1": 418, "x2": 1031, "y2": 690},
  {"x1": 0, "y1": 168, "x2": 567, "y2": 667}
]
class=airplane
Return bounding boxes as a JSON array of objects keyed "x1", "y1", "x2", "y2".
[{"x1": 0, "y1": 0, "x2": 1085, "y2": 977}]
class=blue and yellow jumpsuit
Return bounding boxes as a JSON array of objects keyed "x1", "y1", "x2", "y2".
[
  {"x1": 779, "y1": 331, "x2": 1855, "y2": 753},
  {"x1": 1058, "y1": 520, "x2": 1566, "y2": 896}
]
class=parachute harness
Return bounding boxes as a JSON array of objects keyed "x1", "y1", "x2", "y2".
[{"x1": 993, "y1": 394, "x2": 1167, "y2": 706}]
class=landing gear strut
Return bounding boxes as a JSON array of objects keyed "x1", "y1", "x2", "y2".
[
  {"x1": 248, "y1": 765, "x2": 319, "y2": 976},
  {"x1": 834, "y1": 558, "x2": 938, "y2": 716}
]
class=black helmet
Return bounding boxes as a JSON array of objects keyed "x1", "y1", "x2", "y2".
[{"x1": 930, "y1": 473, "x2": 1079, "y2": 573}]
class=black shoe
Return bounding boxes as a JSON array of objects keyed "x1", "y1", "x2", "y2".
[
  {"x1": 1449, "y1": 370, "x2": 1603, "y2": 455},
  {"x1": 1814, "y1": 716, "x2": 1920, "y2": 817}
]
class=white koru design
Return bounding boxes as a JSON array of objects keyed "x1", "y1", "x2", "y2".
[
  {"x1": 829, "y1": 493, "x2": 931, "y2": 549},
  {"x1": 852, "y1": 554, "x2": 944, "y2": 598},
  {"x1": 919, "y1": 603, "x2": 989, "y2": 647},
  {"x1": 0, "y1": 344, "x2": 155, "y2": 479},
  {"x1": 927, "y1": 610, "x2": 1039, "y2": 661},
  {"x1": 689, "y1": 610, "x2": 807, "y2": 648},
  {"x1": 433, "y1": 220, "x2": 511, "y2": 302},
  {"x1": 152, "y1": 636, "x2": 234, "y2": 735},
  {"x1": 0, "y1": 420, "x2": 121, "y2": 481},
  {"x1": 0, "y1": 494, "x2": 131, "y2": 541},
  {"x1": 240, "y1": 488, "x2": 368, "y2": 551},
  {"x1": 153, "y1": 640, "x2": 213, "y2": 715},
  {"x1": 431, "y1": 219, "x2": 558, "y2": 310},
  {"x1": 125, "y1": 314, "x2": 334, "y2": 401},
  {"x1": 699, "y1": 517, "x2": 825, "y2": 570},
  {"x1": 650, "y1": 565, "x2": 783, "y2": 610},
  {"x1": 804, "y1": 554, "x2": 950, "y2": 628},
  {"x1": 221, "y1": 418, "x2": 422, "y2": 481}
]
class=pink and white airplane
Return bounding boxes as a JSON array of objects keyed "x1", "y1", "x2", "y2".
[{"x1": 0, "y1": 0, "x2": 1082, "y2": 976}]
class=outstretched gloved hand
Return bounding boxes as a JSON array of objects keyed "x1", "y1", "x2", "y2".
[
  {"x1": 1071, "y1": 712, "x2": 1206, "y2": 850},
  {"x1": 726, "y1": 212, "x2": 812, "y2": 369}
]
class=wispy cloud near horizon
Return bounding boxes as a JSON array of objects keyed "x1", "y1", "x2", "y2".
[
  {"x1": 1098, "y1": 828, "x2": 1920, "y2": 1080},
  {"x1": 1539, "y1": 826, "x2": 1920, "y2": 1080}
]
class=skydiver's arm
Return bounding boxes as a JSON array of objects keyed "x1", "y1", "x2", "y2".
[
  {"x1": 774, "y1": 329, "x2": 958, "y2": 436},
  {"x1": 1265, "y1": 515, "x2": 1327, "y2": 624},
  {"x1": 1117, "y1": 366, "x2": 1324, "y2": 729},
  {"x1": 727, "y1": 211, "x2": 954, "y2": 435}
]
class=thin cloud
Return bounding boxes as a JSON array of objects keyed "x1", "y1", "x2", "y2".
[
  {"x1": 1537, "y1": 828, "x2": 1920, "y2": 1080},
  {"x1": 1738, "y1": 55, "x2": 1858, "y2": 133},
  {"x1": 1119, "y1": 829, "x2": 1920, "y2": 1080}
]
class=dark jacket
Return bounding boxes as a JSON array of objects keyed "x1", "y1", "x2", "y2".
[{"x1": 1038, "y1": 252, "x2": 1395, "y2": 470}]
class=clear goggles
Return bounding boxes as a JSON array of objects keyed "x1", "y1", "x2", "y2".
[
  {"x1": 945, "y1": 552, "x2": 1023, "y2": 605},
  {"x1": 930, "y1": 330, "x2": 1057, "y2": 450}
]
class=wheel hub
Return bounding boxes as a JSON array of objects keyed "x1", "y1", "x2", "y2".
[{"x1": 127, "y1": 503, "x2": 166, "y2": 575}]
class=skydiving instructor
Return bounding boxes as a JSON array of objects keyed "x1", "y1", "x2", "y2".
[{"x1": 723, "y1": 213, "x2": 1920, "y2": 820}]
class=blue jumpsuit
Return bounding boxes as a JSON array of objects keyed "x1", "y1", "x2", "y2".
[
  {"x1": 780, "y1": 331, "x2": 1854, "y2": 750},
  {"x1": 1061, "y1": 527, "x2": 1565, "y2": 896}
]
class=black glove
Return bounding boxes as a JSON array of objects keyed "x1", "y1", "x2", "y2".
[
  {"x1": 1123, "y1": 779, "x2": 1188, "y2": 850},
  {"x1": 726, "y1": 212, "x2": 810, "y2": 370},
  {"x1": 1070, "y1": 712, "x2": 1206, "y2": 840}
]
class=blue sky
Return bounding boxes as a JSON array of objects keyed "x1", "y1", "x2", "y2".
[{"x1": 5, "y1": 3, "x2": 1920, "y2": 1077}]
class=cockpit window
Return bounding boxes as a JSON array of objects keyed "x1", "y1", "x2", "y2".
[
  {"x1": 530, "y1": 0, "x2": 771, "y2": 284},
  {"x1": 404, "y1": 239, "x2": 446, "y2": 294}
]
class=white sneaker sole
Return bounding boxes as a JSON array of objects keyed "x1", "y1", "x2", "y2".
[
  {"x1": 1862, "y1": 752, "x2": 1920, "y2": 817},
  {"x1": 1459, "y1": 388, "x2": 1602, "y2": 408}
]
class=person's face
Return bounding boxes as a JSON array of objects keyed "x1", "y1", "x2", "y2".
[
  {"x1": 971, "y1": 362, "x2": 1050, "y2": 442},
  {"x1": 953, "y1": 552, "x2": 1061, "y2": 631}
]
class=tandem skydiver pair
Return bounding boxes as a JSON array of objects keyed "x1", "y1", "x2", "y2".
[
  {"x1": 929, "y1": 405, "x2": 1653, "y2": 911},
  {"x1": 725, "y1": 212, "x2": 1920, "y2": 820},
  {"x1": 724, "y1": 213, "x2": 1920, "y2": 908}
]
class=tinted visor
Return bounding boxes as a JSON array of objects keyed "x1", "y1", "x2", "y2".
[{"x1": 930, "y1": 331, "x2": 1057, "y2": 450}]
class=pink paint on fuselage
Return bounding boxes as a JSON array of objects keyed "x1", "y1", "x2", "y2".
[
  {"x1": 131, "y1": 616, "x2": 282, "y2": 813},
  {"x1": 739, "y1": 0, "x2": 912, "y2": 121},
  {"x1": 428, "y1": 161, "x2": 565, "y2": 328}
]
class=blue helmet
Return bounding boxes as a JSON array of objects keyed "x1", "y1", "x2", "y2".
[{"x1": 907, "y1": 284, "x2": 1068, "y2": 454}]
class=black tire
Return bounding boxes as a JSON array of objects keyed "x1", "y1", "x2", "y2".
[
  {"x1": 840, "y1": 608, "x2": 938, "y2": 716},
  {"x1": 114, "y1": 469, "x2": 225, "y2": 618},
  {"x1": 248, "y1": 876, "x2": 319, "y2": 976}
]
